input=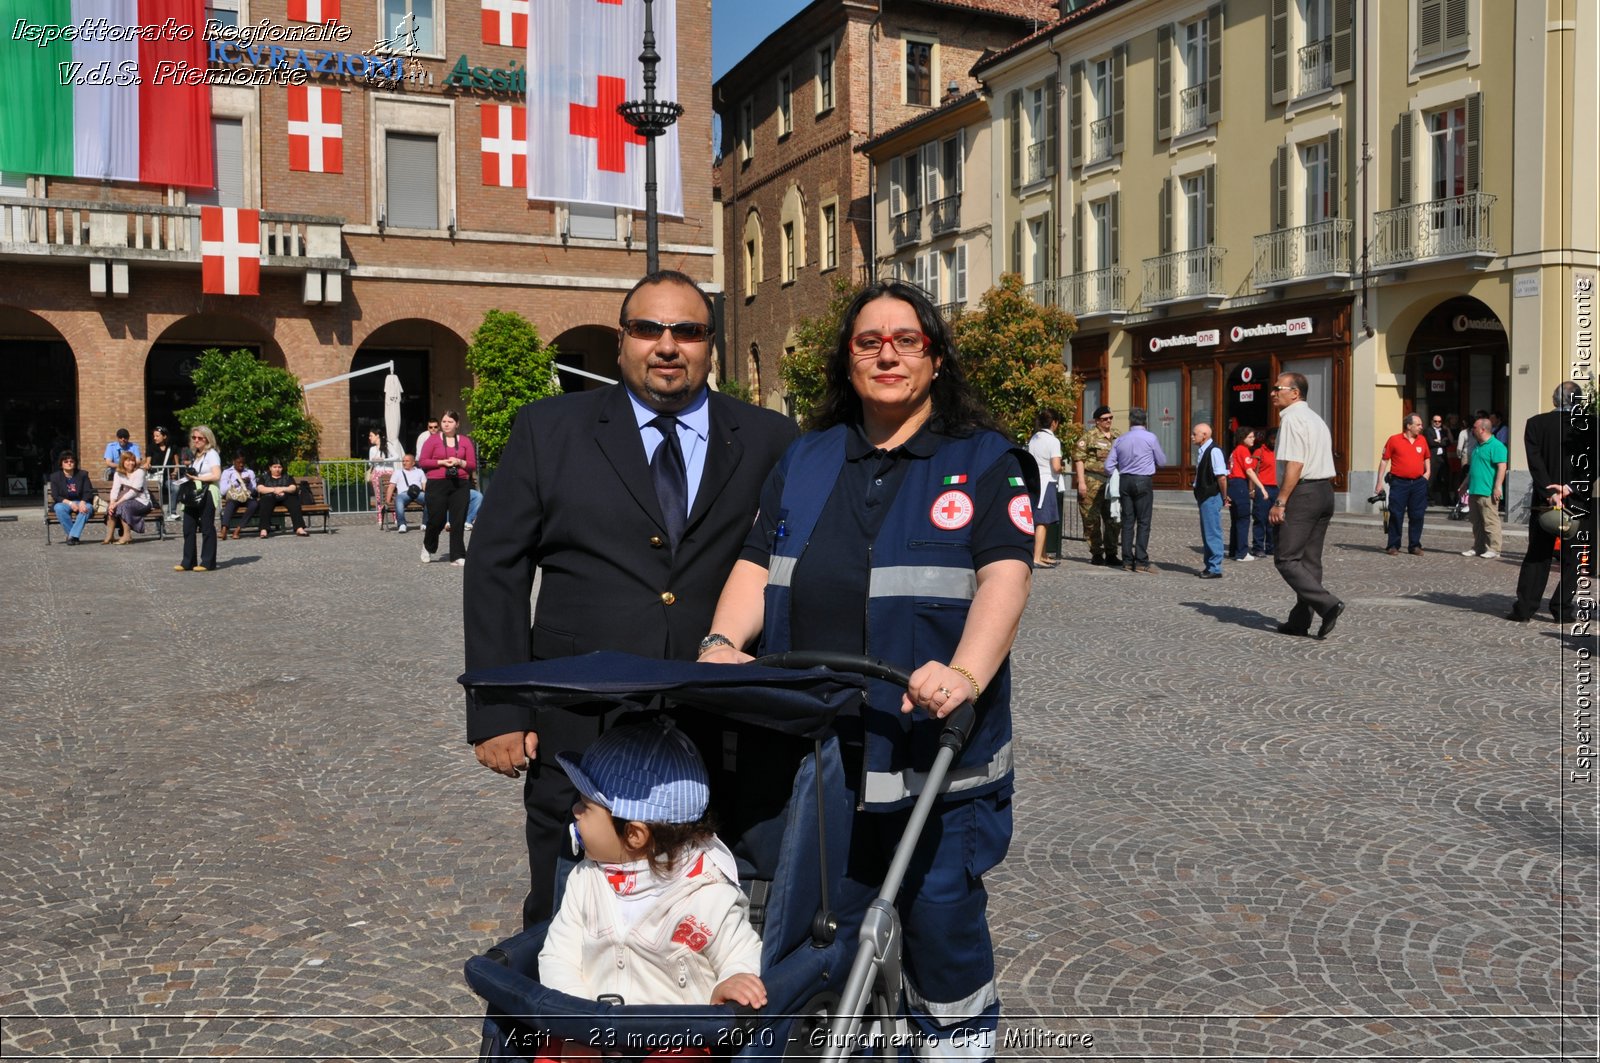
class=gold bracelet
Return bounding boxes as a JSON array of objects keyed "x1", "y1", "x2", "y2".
[{"x1": 949, "y1": 665, "x2": 981, "y2": 701}]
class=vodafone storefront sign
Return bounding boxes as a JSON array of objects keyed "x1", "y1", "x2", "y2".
[
  {"x1": 1149, "y1": 329, "x2": 1221, "y2": 353},
  {"x1": 1230, "y1": 317, "x2": 1312, "y2": 343}
]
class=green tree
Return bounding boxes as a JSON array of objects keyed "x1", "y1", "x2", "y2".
[
  {"x1": 716, "y1": 374, "x2": 755, "y2": 404},
  {"x1": 176, "y1": 348, "x2": 319, "y2": 460},
  {"x1": 461, "y1": 309, "x2": 562, "y2": 466},
  {"x1": 954, "y1": 273, "x2": 1081, "y2": 445},
  {"x1": 781, "y1": 275, "x2": 856, "y2": 428}
]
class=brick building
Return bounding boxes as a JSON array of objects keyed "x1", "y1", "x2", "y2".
[
  {"x1": 713, "y1": 0, "x2": 1057, "y2": 412},
  {"x1": 0, "y1": 0, "x2": 714, "y2": 501}
]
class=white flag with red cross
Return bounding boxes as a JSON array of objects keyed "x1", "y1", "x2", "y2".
[
  {"x1": 287, "y1": 86, "x2": 344, "y2": 173},
  {"x1": 287, "y1": 0, "x2": 340, "y2": 23},
  {"x1": 201, "y1": 207, "x2": 261, "y2": 296},
  {"x1": 482, "y1": 0, "x2": 529, "y2": 47},
  {"x1": 481, "y1": 104, "x2": 527, "y2": 187},
  {"x1": 528, "y1": 0, "x2": 682, "y2": 215}
]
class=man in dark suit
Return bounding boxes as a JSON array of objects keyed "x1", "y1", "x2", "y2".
[
  {"x1": 1509, "y1": 380, "x2": 1591, "y2": 623},
  {"x1": 462, "y1": 269, "x2": 798, "y2": 925},
  {"x1": 1424, "y1": 413, "x2": 1453, "y2": 505}
]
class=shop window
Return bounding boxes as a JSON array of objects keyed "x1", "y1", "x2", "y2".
[{"x1": 1146, "y1": 367, "x2": 1183, "y2": 462}]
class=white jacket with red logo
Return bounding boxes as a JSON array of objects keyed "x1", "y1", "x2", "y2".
[{"x1": 537, "y1": 838, "x2": 763, "y2": 1005}]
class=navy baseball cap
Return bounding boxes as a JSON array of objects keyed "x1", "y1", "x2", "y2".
[{"x1": 557, "y1": 718, "x2": 708, "y2": 825}]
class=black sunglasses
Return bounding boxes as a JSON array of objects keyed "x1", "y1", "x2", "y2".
[{"x1": 621, "y1": 318, "x2": 712, "y2": 343}]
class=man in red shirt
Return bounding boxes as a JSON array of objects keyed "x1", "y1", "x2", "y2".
[{"x1": 1374, "y1": 413, "x2": 1431, "y2": 555}]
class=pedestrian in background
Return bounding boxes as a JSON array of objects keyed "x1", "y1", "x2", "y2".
[
  {"x1": 1458, "y1": 417, "x2": 1507, "y2": 559},
  {"x1": 1267, "y1": 373, "x2": 1343, "y2": 639},
  {"x1": 104, "y1": 450, "x2": 150, "y2": 545},
  {"x1": 1424, "y1": 414, "x2": 1453, "y2": 505},
  {"x1": 419, "y1": 410, "x2": 476, "y2": 566},
  {"x1": 102, "y1": 428, "x2": 140, "y2": 483},
  {"x1": 49, "y1": 451, "x2": 97, "y2": 545},
  {"x1": 175, "y1": 426, "x2": 221, "y2": 572},
  {"x1": 1226, "y1": 425, "x2": 1262, "y2": 562},
  {"x1": 1026, "y1": 408, "x2": 1063, "y2": 568},
  {"x1": 1104, "y1": 408, "x2": 1166, "y2": 573},
  {"x1": 1251, "y1": 428, "x2": 1279, "y2": 557},
  {"x1": 1191, "y1": 422, "x2": 1228, "y2": 579},
  {"x1": 1072, "y1": 405, "x2": 1121, "y2": 566},
  {"x1": 1509, "y1": 381, "x2": 1590, "y2": 622},
  {"x1": 1375, "y1": 413, "x2": 1430, "y2": 556}
]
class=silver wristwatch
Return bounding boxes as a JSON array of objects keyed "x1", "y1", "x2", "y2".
[{"x1": 698, "y1": 633, "x2": 735, "y2": 655}]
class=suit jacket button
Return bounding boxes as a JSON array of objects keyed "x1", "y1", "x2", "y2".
[
  {"x1": 660, "y1": 591, "x2": 676, "y2": 605},
  {"x1": 649, "y1": 535, "x2": 665, "y2": 548}
]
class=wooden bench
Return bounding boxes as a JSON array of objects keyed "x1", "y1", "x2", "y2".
[
  {"x1": 213, "y1": 474, "x2": 333, "y2": 535},
  {"x1": 376, "y1": 494, "x2": 426, "y2": 530},
  {"x1": 44, "y1": 488, "x2": 167, "y2": 544}
]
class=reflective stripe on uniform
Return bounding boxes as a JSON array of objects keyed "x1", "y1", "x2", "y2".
[
  {"x1": 868, "y1": 565, "x2": 977, "y2": 601},
  {"x1": 862, "y1": 741, "x2": 1013, "y2": 806},
  {"x1": 767, "y1": 554, "x2": 797, "y2": 588},
  {"x1": 915, "y1": 1029, "x2": 993, "y2": 1062},
  {"x1": 903, "y1": 978, "x2": 998, "y2": 1024}
]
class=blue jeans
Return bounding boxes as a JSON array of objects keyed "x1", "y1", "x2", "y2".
[
  {"x1": 54, "y1": 501, "x2": 92, "y2": 539},
  {"x1": 1252, "y1": 485, "x2": 1278, "y2": 554},
  {"x1": 1226, "y1": 478, "x2": 1254, "y2": 559},
  {"x1": 1386, "y1": 476, "x2": 1427, "y2": 550},
  {"x1": 1197, "y1": 493, "x2": 1225, "y2": 574}
]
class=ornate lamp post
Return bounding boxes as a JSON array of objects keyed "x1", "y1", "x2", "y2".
[{"x1": 617, "y1": 0, "x2": 683, "y2": 274}]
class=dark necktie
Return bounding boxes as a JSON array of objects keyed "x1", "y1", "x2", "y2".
[{"x1": 649, "y1": 414, "x2": 687, "y2": 547}]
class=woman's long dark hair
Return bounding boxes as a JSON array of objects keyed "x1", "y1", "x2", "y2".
[{"x1": 812, "y1": 280, "x2": 998, "y2": 436}]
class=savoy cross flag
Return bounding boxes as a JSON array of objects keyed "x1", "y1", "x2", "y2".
[{"x1": 528, "y1": 0, "x2": 682, "y2": 216}]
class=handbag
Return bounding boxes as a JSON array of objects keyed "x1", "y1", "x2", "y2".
[
  {"x1": 178, "y1": 479, "x2": 207, "y2": 515},
  {"x1": 92, "y1": 496, "x2": 108, "y2": 518},
  {"x1": 224, "y1": 479, "x2": 251, "y2": 504}
]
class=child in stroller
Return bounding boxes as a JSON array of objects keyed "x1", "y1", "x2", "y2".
[{"x1": 535, "y1": 719, "x2": 767, "y2": 1060}]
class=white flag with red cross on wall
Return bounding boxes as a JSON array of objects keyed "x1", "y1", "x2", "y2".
[
  {"x1": 287, "y1": 0, "x2": 340, "y2": 23},
  {"x1": 528, "y1": 0, "x2": 682, "y2": 216},
  {"x1": 201, "y1": 207, "x2": 261, "y2": 296}
]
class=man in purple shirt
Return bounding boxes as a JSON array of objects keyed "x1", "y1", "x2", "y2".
[{"x1": 1104, "y1": 407, "x2": 1168, "y2": 572}]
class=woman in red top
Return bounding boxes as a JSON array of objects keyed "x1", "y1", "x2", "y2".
[
  {"x1": 1226, "y1": 426, "x2": 1262, "y2": 561},
  {"x1": 418, "y1": 409, "x2": 478, "y2": 566},
  {"x1": 1251, "y1": 428, "x2": 1278, "y2": 557}
]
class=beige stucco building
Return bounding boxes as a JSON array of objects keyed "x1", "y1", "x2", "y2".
[{"x1": 969, "y1": 0, "x2": 1596, "y2": 513}]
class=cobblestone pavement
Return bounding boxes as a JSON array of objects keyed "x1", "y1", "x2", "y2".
[{"x1": 1, "y1": 509, "x2": 1594, "y2": 1061}]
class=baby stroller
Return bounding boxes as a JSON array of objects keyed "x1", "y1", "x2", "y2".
[
  {"x1": 1449, "y1": 486, "x2": 1471, "y2": 521},
  {"x1": 459, "y1": 651, "x2": 983, "y2": 1062}
]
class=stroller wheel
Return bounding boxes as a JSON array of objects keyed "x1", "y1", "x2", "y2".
[{"x1": 783, "y1": 992, "x2": 839, "y2": 1060}]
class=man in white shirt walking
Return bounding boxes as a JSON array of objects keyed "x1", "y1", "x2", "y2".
[{"x1": 1267, "y1": 372, "x2": 1344, "y2": 639}]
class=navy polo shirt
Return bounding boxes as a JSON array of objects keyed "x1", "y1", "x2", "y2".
[{"x1": 741, "y1": 421, "x2": 1032, "y2": 655}]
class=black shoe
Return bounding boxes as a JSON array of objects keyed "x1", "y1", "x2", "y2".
[
  {"x1": 1316, "y1": 602, "x2": 1346, "y2": 640},
  {"x1": 1089, "y1": 555, "x2": 1103, "y2": 566},
  {"x1": 1198, "y1": 571, "x2": 1222, "y2": 579},
  {"x1": 67, "y1": 537, "x2": 79, "y2": 546},
  {"x1": 1504, "y1": 610, "x2": 1530, "y2": 623},
  {"x1": 1104, "y1": 556, "x2": 1121, "y2": 566}
]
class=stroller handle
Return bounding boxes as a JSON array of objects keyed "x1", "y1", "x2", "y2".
[{"x1": 751, "y1": 651, "x2": 978, "y2": 754}]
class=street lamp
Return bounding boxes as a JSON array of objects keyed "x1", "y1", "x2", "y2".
[{"x1": 617, "y1": 0, "x2": 683, "y2": 274}]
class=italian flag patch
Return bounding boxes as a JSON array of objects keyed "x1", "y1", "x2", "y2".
[
  {"x1": 942, "y1": 474, "x2": 968, "y2": 485},
  {"x1": 1008, "y1": 476, "x2": 1025, "y2": 487}
]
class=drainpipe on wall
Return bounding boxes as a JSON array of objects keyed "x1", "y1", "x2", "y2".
[
  {"x1": 865, "y1": 2, "x2": 884, "y2": 280},
  {"x1": 1359, "y1": 0, "x2": 1373, "y2": 340},
  {"x1": 715, "y1": 83, "x2": 739, "y2": 387},
  {"x1": 1049, "y1": 33, "x2": 1065, "y2": 289}
]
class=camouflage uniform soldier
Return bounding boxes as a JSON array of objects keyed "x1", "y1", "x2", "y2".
[{"x1": 1073, "y1": 405, "x2": 1122, "y2": 565}]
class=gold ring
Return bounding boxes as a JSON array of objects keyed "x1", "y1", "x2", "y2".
[{"x1": 937, "y1": 686, "x2": 952, "y2": 699}]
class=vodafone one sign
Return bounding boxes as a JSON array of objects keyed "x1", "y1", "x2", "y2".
[{"x1": 1230, "y1": 317, "x2": 1313, "y2": 342}]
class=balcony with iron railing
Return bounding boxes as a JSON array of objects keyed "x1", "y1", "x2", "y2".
[
  {"x1": 936, "y1": 300, "x2": 964, "y2": 321},
  {"x1": 1022, "y1": 266, "x2": 1130, "y2": 320},
  {"x1": 1176, "y1": 84, "x2": 1208, "y2": 136},
  {"x1": 0, "y1": 198, "x2": 346, "y2": 268},
  {"x1": 1088, "y1": 116, "x2": 1114, "y2": 164},
  {"x1": 891, "y1": 207, "x2": 922, "y2": 248},
  {"x1": 1026, "y1": 141, "x2": 1052, "y2": 185},
  {"x1": 1370, "y1": 192, "x2": 1496, "y2": 269},
  {"x1": 1296, "y1": 38, "x2": 1333, "y2": 98},
  {"x1": 927, "y1": 195, "x2": 961, "y2": 236},
  {"x1": 1252, "y1": 219, "x2": 1353, "y2": 288},
  {"x1": 1142, "y1": 246, "x2": 1227, "y2": 306}
]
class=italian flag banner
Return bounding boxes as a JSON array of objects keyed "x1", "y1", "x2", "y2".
[{"x1": 0, "y1": 0, "x2": 214, "y2": 188}]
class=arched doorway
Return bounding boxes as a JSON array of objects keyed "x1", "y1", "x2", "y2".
[
  {"x1": 551, "y1": 324, "x2": 618, "y2": 392},
  {"x1": 0, "y1": 307, "x2": 76, "y2": 499},
  {"x1": 352, "y1": 320, "x2": 468, "y2": 457},
  {"x1": 1401, "y1": 296, "x2": 1507, "y2": 428},
  {"x1": 146, "y1": 314, "x2": 284, "y2": 445}
]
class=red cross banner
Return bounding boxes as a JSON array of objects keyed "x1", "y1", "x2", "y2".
[
  {"x1": 481, "y1": 104, "x2": 527, "y2": 188},
  {"x1": 287, "y1": 86, "x2": 343, "y2": 173},
  {"x1": 528, "y1": 0, "x2": 682, "y2": 215},
  {"x1": 482, "y1": 0, "x2": 528, "y2": 47},
  {"x1": 200, "y1": 207, "x2": 261, "y2": 296},
  {"x1": 287, "y1": 0, "x2": 340, "y2": 22}
]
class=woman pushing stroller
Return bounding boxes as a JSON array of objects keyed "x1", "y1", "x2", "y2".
[{"x1": 698, "y1": 280, "x2": 1035, "y2": 1058}]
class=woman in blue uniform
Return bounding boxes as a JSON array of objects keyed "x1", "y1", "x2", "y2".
[{"x1": 698, "y1": 280, "x2": 1034, "y2": 1061}]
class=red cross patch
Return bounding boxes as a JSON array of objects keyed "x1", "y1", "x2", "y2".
[
  {"x1": 671, "y1": 915, "x2": 714, "y2": 952},
  {"x1": 1008, "y1": 494, "x2": 1035, "y2": 534},
  {"x1": 930, "y1": 490, "x2": 974, "y2": 530},
  {"x1": 604, "y1": 866, "x2": 638, "y2": 896}
]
